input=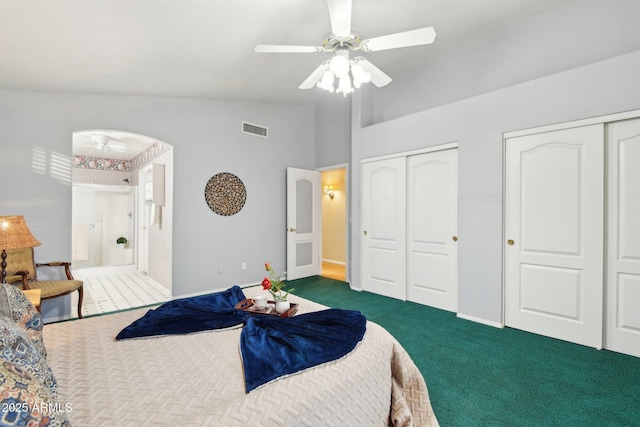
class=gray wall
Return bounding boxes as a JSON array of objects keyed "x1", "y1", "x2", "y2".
[
  {"x1": 3, "y1": 0, "x2": 639, "y2": 327},
  {"x1": 349, "y1": 0, "x2": 640, "y2": 325},
  {"x1": 314, "y1": 97, "x2": 351, "y2": 169},
  {"x1": 0, "y1": 91, "x2": 314, "y2": 319},
  {"x1": 351, "y1": 49, "x2": 640, "y2": 325},
  {"x1": 373, "y1": 0, "x2": 640, "y2": 123}
]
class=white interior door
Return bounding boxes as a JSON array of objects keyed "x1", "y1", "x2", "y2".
[
  {"x1": 361, "y1": 158, "x2": 406, "y2": 300},
  {"x1": 605, "y1": 118, "x2": 640, "y2": 357},
  {"x1": 286, "y1": 167, "x2": 321, "y2": 281},
  {"x1": 505, "y1": 125, "x2": 604, "y2": 349},
  {"x1": 407, "y1": 149, "x2": 458, "y2": 312}
]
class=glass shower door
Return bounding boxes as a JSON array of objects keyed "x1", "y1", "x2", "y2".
[{"x1": 72, "y1": 185, "x2": 135, "y2": 268}]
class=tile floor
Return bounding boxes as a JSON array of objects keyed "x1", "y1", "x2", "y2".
[
  {"x1": 74, "y1": 271, "x2": 170, "y2": 317},
  {"x1": 73, "y1": 265, "x2": 343, "y2": 319}
]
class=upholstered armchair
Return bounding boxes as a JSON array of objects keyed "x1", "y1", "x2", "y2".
[{"x1": 4, "y1": 247, "x2": 84, "y2": 319}]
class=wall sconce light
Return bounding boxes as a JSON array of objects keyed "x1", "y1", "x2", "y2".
[{"x1": 324, "y1": 185, "x2": 335, "y2": 199}]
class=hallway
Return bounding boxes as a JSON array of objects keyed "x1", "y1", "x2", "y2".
[{"x1": 321, "y1": 261, "x2": 346, "y2": 281}]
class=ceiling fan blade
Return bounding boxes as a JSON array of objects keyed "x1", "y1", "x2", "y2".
[
  {"x1": 255, "y1": 45, "x2": 322, "y2": 53},
  {"x1": 354, "y1": 57, "x2": 392, "y2": 87},
  {"x1": 299, "y1": 62, "x2": 330, "y2": 90},
  {"x1": 361, "y1": 27, "x2": 436, "y2": 52},
  {"x1": 327, "y1": 0, "x2": 352, "y2": 38}
]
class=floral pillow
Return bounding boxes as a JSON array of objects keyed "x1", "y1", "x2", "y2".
[
  {"x1": 0, "y1": 317, "x2": 57, "y2": 398},
  {"x1": 0, "y1": 283, "x2": 46, "y2": 358},
  {"x1": 0, "y1": 360, "x2": 69, "y2": 427}
]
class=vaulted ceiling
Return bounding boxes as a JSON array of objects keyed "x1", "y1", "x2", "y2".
[{"x1": 0, "y1": 0, "x2": 569, "y2": 106}]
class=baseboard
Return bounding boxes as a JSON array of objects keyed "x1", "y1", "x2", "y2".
[
  {"x1": 43, "y1": 314, "x2": 74, "y2": 324},
  {"x1": 239, "y1": 281, "x2": 263, "y2": 290},
  {"x1": 175, "y1": 281, "x2": 261, "y2": 300},
  {"x1": 456, "y1": 313, "x2": 504, "y2": 329},
  {"x1": 322, "y1": 259, "x2": 346, "y2": 266}
]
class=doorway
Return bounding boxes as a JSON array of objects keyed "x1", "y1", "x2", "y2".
[
  {"x1": 321, "y1": 167, "x2": 347, "y2": 282},
  {"x1": 71, "y1": 129, "x2": 173, "y2": 317}
]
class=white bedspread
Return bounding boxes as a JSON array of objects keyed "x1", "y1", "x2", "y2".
[{"x1": 44, "y1": 286, "x2": 439, "y2": 426}]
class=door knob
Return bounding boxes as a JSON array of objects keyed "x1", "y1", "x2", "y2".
[
  {"x1": 507, "y1": 239, "x2": 515, "y2": 246},
  {"x1": 363, "y1": 230, "x2": 368, "y2": 236},
  {"x1": 452, "y1": 236, "x2": 458, "y2": 242},
  {"x1": 288, "y1": 227, "x2": 296, "y2": 232}
]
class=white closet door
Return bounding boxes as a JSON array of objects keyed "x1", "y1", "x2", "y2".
[
  {"x1": 407, "y1": 149, "x2": 458, "y2": 312},
  {"x1": 605, "y1": 118, "x2": 640, "y2": 357},
  {"x1": 505, "y1": 125, "x2": 604, "y2": 348},
  {"x1": 361, "y1": 158, "x2": 406, "y2": 300}
]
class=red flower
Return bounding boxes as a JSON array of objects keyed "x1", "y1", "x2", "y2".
[{"x1": 261, "y1": 277, "x2": 271, "y2": 290}]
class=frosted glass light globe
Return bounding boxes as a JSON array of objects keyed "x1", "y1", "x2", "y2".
[{"x1": 329, "y1": 54, "x2": 350, "y2": 78}]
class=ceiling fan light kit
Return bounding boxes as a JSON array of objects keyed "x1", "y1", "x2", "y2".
[
  {"x1": 313, "y1": 50, "x2": 372, "y2": 97},
  {"x1": 75, "y1": 131, "x2": 128, "y2": 154},
  {"x1": 92, "y1": 134, "x2": 110, "y2": 148},
  {"x1": 350, "y1": 59, "x2": 371, "y2": 88},
  {"x1": 254, "y1": 0, "x2": 436, "y2": 97}
]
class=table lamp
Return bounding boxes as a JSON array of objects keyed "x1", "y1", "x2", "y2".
[{"x1": 0, "y1": 215, "x2": 41, "y2": 284}]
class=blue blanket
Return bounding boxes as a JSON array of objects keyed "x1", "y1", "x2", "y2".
[{"x1": 116, "y1": 286, "x2": 367, "y2": 392}]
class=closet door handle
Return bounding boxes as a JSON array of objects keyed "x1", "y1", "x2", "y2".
[
  {"x1": 288, "y1": 227, "x2": 296, "y2": 232},
  {"x1": 507, "y1": 239, "x2": 515, "y2": 246},
  {"x1": 363, "y1": 230, "x2": 368, "y2": 236},
  {"x1": 452, "y1": 236, "x2": 458, "y2": 242}
]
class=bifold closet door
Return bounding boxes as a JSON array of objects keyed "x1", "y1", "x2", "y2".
[
  {"x1": 361, "y1": 158, "x2": 406, "y2": 300},
  {"x1": 505, "y1": 125, "x2": 604, "y2": 349},
  {"x1": 407, "y1": 149, "x2": 458, "y2": 312},
  {"x1": 605, "y1": 118, "x2": 640, "y2": 358}
]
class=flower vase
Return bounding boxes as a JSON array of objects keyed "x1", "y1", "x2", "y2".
[{"x1": 275, "y1": 300, "x2": 290, "y2": 314}]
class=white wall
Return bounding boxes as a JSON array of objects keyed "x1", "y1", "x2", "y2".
[{"x1": 0, "y1": 91, "x2": 314, "y2": 320}]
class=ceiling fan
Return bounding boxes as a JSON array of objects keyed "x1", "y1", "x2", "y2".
[
  {"x1": 254, "y1": 0, "x2": 436, "y2": 96},
  {"x1": 75, "y1": 133, "x2": 127, "y2": 153}
]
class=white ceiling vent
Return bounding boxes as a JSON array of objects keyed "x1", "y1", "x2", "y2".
[{"x1": 242, "y1": 122, "x2": 268, "y2": 138}]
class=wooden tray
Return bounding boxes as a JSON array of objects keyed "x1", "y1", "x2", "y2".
[{"x1": 234, "y1": 299, "x2": 298, "y2": 318}]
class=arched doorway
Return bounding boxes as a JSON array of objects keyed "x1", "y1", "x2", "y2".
[{"x1": 71, "y1": 129, "x2": 173, "y2": 317}]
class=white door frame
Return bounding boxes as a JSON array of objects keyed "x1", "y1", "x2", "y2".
[{"x1": 137, "y1": 168, "x2": 149, "y2": 274}]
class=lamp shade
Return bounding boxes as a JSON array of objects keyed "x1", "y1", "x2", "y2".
[{"x1": 0, "y1": 216, "x2": 41, "y2": 249}]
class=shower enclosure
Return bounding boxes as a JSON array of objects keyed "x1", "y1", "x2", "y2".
[{"x1": 72, "y1": 185, "x2": 136, "y2": 269}]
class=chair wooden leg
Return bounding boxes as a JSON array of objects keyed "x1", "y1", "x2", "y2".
[{"x1": 77, "y1": 285, "x2": 84, "y2": 319}]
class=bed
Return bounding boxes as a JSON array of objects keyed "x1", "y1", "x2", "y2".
[{"x1": 19, "y1": 285, "x2": 438, "y2": 426}]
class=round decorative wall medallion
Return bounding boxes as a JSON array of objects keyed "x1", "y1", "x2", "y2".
[{"x1": 204, "y1": 172, "x2": 247, "y2": 216}]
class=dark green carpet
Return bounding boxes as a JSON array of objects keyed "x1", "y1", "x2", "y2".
[{"x1": 289, "y1": 276, "x2": 640, "y2": 427}]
